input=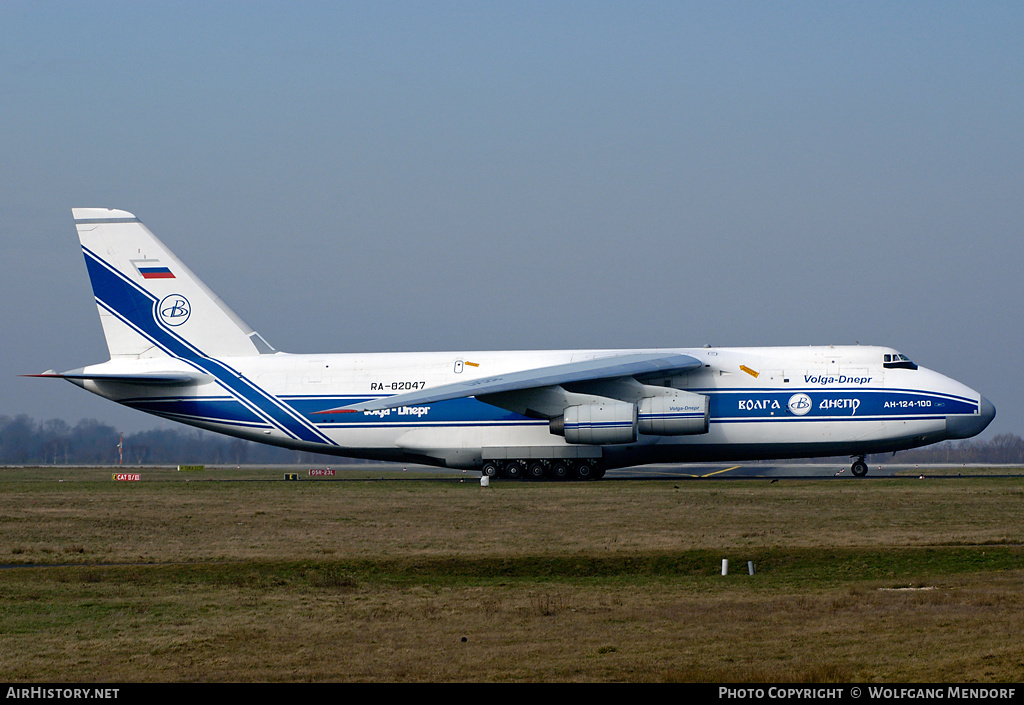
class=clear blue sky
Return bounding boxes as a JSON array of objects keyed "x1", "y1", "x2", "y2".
[{"x1": 2, "y1": 1, "x2": 1021, "y2": 437}]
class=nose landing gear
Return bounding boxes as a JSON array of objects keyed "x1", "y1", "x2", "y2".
[{"x1": 851, "y1": 456, "x2": 868, "y2": 477}]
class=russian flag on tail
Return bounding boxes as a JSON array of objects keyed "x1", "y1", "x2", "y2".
[{"x1": 131, "y1": 258, "x2": 175, "y2": 279}]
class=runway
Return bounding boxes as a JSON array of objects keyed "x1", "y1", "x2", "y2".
[
  {"x1": 603, "y1": 463, "x2": 1022, "y2": 480},
  {"x1": 316, "y1": 461, "x2": 1024, "y2": 481}
]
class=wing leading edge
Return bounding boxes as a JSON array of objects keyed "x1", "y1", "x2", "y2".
[{"x1": 314, "y1": 352, "x2": 703, "y2": 414}]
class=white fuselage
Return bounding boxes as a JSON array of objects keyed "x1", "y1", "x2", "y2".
[
  {"x1": 72, "y1": 344, "x2": 990, "y2": 470},
  {"x1": 59, "y1": 209, "x2": 995, "y2": 475}
]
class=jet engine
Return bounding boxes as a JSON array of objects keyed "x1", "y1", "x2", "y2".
[
  {"x1": 637, "y1": 393, "x2": 709, "y2": 435},
  {"x1": 550, "y1": 391, "x2": 709, "y2": 445},
  {"x1": 553, "y1": 401, "x2": 637, "y2": 444}
]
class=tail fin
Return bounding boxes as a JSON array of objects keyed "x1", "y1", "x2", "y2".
[{"x1": 73, "y1": 208, "x2": 275, "y2": 359}]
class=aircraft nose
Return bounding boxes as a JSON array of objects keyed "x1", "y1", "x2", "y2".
[
  {"x1": 945, "y1": 396, "x2": 996, "y2": 440},
  {"x1": 981, "y1": 396, "x2": 996, "y2": 428}
]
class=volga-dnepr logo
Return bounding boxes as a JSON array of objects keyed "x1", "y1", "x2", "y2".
[
  {"x1": 787, "y1": 393, "x2": 812, "y2": 416},
  {"x1": 158, "y1": 294, "x2": 191, "y2": 327}
]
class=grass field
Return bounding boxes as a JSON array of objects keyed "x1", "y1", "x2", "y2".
[{"x1": 1, "y1": 465, "x2": 1023, "y2": 682}]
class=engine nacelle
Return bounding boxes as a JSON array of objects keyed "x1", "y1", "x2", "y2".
[
  {"x1": 550, "y1": 392, "x2": 709, "y2": 445},
  {"x1": 551, "y1": 402, "x2": 637, "y2": 445},
  {"x1": 637, "y1": 393, "x2": 709, "y2": 436}
]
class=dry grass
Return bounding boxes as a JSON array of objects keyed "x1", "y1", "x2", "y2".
[
  {"x1": 4, "y1": 468, "x2": 1023, "y2": 563},
  {"x1": 1, "y1": 467, "x2": 1023, "y2": 682}
]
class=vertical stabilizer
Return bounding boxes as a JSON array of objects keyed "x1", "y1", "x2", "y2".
[{"x1": 73, "y1": 208, "x2": 275, "y2": 359}]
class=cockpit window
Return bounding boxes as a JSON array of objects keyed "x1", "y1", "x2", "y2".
[{"x1": 883, "y1": 353, "x2": 918, "y2": 370}]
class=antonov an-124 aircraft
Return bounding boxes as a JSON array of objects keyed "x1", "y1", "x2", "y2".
[{"x1": 33, "y1": 208, "x2": 995, "y2": 479}]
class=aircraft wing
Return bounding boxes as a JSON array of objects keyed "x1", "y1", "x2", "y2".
[{"x1": 316, "y1": 352, "x2": 702, "y2": 414}]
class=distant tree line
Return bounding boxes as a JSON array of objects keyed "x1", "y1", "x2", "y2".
[
  {"x1": 738, "y1": 434, "x2": 1024, "y2": 466},
  {"x1": 0, "y1": 414, "x2": 1021, "y2": 466},
  {"x1": 0, "y1": 415, "x2": 349, "y2": 466},
  {"x1": 880, "y1": 433, "x2": 1024, "y2": 465}
]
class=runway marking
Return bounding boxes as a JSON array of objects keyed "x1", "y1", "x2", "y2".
[{"x1": 701, "y1": 465, "x2": 741, "y2": 478}]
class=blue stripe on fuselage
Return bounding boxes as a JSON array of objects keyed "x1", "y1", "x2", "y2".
[{"x1": 706, "y1": 388, "x2": 978, "y2": 420}]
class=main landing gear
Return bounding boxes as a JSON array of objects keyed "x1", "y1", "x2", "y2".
[
  {"x1": 480, "y1": 459, "x2": 605, "y2": 481},
  {"x1": 850, "y1": 455, "x2": 868, "y2": 477}
]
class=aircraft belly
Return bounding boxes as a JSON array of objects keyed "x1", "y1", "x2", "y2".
[
  {"x1": 320, "y1": 417, "x2": 589, "y2": 467},
  {"x1": 705, "y1": 417, "x2": 947, "y2": 444}
]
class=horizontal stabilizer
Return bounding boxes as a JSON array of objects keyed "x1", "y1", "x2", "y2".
[
  {"x1": 24, "y1": 370, "x2": 210, "y2": 386},
  {"x1": 315, "y1": 352, "x2": 702, "y2": 414}
]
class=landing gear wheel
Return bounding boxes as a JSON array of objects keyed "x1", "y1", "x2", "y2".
[
  {"x1": 481, "y1": 462, "x2": 500, "y2": 479},
  {"x1": 575, "y1": 461, "x2": 596, "y2": 480},
  {"x1": 851, "y1": 458, "x2": 868, "y2": 477},
  {"x1": 527, "y1": 462, "x2": 547, "y2": 480},
  {"x1": 503, "y1": 460, "x2": 525, "y2": 480},
  {"x1": 549, "y1": 461, "x2": 570, "y2": 481}
]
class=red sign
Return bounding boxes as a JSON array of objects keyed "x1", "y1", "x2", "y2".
[
  {"x1": 309, "y1": 468, "x2": 336, "y2": 477},
  {"x1": 112, "y1": 473, "x2": 141, "y2": 481}
]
